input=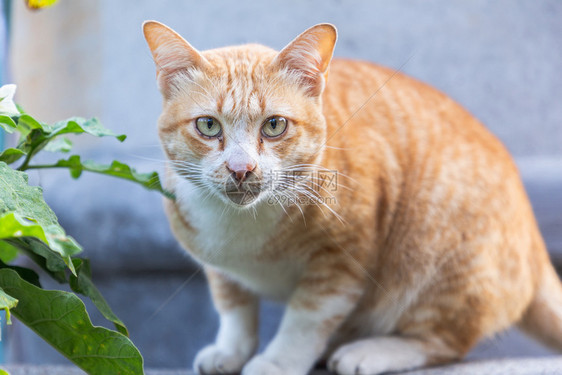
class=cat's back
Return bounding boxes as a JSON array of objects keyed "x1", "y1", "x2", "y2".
[
  {"x1": 324, "y1": 58, "x2": 505, "y2": 153},
  {"x1": 322, "y1": 58, "x2": 516, "y2": 180},
  {"x1": 321, "y1": 58, "x2": 533, "y2": 262}
]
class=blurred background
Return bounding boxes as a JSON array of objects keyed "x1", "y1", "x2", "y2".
[{"x1": 0, "y1": 0, "x2": 561, "y2": 369}]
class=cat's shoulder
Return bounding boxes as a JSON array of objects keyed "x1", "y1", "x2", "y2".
[{"x1": 328, "y1": 58, "x2": 445, "y2": 99}]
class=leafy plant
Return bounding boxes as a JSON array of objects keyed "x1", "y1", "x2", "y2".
[{"x1": 0, "y1": 84, "x2": 170, "y2": 374}]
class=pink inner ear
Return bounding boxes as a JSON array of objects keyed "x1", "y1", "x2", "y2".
[
  {"x1": 275, "y1": 25, "x2": 337, "y2": 97},
  {"x1": 153, "y1": 41, "x2": 196, "y2": 75},
  {"x1": 144, "y1": 22, "x2": 206, "y2": 97},
  {"x1": 152, "y1": 41, "x2": 197, "y2": 97},
  {"x1": 278, "y1": 41, "x2": 326, "y2": 97},
  {"x1": 282, "y1": 36, "x2": 324, "y2": 79}
]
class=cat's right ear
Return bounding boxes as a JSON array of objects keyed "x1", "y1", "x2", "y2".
[
  {"x1": 143, "y1": 21, "x2": 207, "y2": 98},
  {"x1": 274, "y1": 23, "x2": 337, "y2": 97}
]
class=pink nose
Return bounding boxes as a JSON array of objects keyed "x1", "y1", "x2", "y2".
[{"x1": 226, "y1": 163, "x2": 256, "y2": 183}]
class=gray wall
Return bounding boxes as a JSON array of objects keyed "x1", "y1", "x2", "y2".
[
  {"x1": 5, "y1": 0, "x2": 562, "y2": 369},
  {"x1": 11, "y1": 0, "x2": 562, "y2": 159}
]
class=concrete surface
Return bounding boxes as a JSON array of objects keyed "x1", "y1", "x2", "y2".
[
  {"x1": 3, "y1": 0, "x2": 562, "y2": 372},
  {"x1": 3, "y1": 357, "x2": 562, "y2": 374}
]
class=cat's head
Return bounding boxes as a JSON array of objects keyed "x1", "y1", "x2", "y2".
[{"x1": 143, "y1": 21, "x2": 336, "y2": 207}]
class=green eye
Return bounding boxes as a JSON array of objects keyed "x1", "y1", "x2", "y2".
[
  {"x1": 196, "y1": 117, "x2": 222, "y2": 137},
  {"x1": 262, "y1": 116, "x2": 287, "y2": 138}
]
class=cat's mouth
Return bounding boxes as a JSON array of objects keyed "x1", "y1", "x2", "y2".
[
  {"x1": 224, "y1": 189, "x2": 260, "y2": 206},
  {"x1": 222, "y1": 180, "x2": 262, "y2": 206}
]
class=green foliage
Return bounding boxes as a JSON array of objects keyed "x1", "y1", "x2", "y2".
[
  {"x1": 0, "y1": 260, "x2": 41, "y2": 288},
  {"x1": 0, "y1": 89, "x2": 171, "y2": 374},
  {"x1": 0, "y1": 148, "x2": 25, "y2": 164},
  {"x1": 0, "y1": 165, "x2": 82, "y2": 272},
  {"x1": 0, "y1": 288, "x2": 17, "y2": 324},
  {"x1": 43, "y1": 136, "x2": 73, "y2": 153},
  {"x1": 0, "y1": 269, "x2": 143, "y2": 375},
  {"x1": 0, "y1": 242, "x2": 18, "y2": 263},
  {"x1": 70, "y1": 258, "x2": 129, "y2": 336},
  {"x1": 30, "y1": 155, "x2": 173, "y2": 199},
  {"x1": 0, "y1": 115, "x2": 16, "y2": 133},
  {"x1": 12, "y1": 115, "x2": 126, "y2": 170},
  {"x1": 0, "y1": 112, "x2": 173, "y2": 198}
]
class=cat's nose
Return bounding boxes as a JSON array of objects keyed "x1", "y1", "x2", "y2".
[
  {"x1": 233, "y1": 170, "x2": 249, "y2": 183},
  {"x1": 226, "y1": 163, "x2": 256, "y2": 183}
]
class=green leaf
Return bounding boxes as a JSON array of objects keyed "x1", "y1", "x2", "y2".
[
  {"x1": 0, "y1": 288, "x2": 17, "y2": 324},
  {"x1": 18, "y1": 114, "x2": 45, "y2": 130},
  {"x1": 15, "y1": 116, "x2": 126, "y2": 171},
  {"x1": 30, "y1": 155, "x2": 174, "y2": 199},
  {"x1": 0, "y1": 260, "x2": 41, "y2": 288},
  {"x1": 44, "y1": 137, "x2": 73, "y2": 153},
  {"x1": 0, "y1": 115, "x2": 17, "y2": 133},
  {"x1": 0, "y1": 148, "x2": 26, "y2": 165},
  {"x1": 0, "y1": 162, "x2": 81, "y2": 274},
  {"x1": 0, "y1": 268, "x2": 145, "y2": 375},
  {"x1": 15, "y1": 114, "x2": 46, "y2": 141},
  {"x1": 12, "y1": 114, "x2": 50, "y2": 159},
  {"x1": 6, "y1": 238, "x2": 67, "y2": 283},
  {"x1": 0, "y1": 368, "x2": 11, "y2": 375},
  {"x1": 51, "y1": 117, "x2": 126, "y2": 142},
  {"x1": 0, "y1": 212, "x2": 49, "y2": 243},
  {"x1": 0, "y1": 241, "x2": 18, "y2": 263},
  {"x1": 70, "y1": 259, "x2": 128, "y2": 336}
]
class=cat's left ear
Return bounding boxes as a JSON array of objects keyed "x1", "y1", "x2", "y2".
[
  {"x1": 273, "y1": 23, "x2": 337, "y2": 97},
  {"x1": 143, "y1": 20, "x2": 207, "y2": 98}
]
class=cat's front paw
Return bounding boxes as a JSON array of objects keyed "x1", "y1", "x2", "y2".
[
  {"x1": 194, "y1": 344, "x2": 251, "y2": 374},
  {"x1": 328, "y1": 338, "x2": 427, "y2": 375},
  {"x1": 241, "y1": 355, "x2": 284, "y2": 375}
]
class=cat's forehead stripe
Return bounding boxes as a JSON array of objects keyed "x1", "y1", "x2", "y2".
[{"x1": 207, "y1": 57, "x2": 275, "y2": 122}]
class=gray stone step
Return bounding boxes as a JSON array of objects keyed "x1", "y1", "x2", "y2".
[{"x1": 3, "y1": 357, "x2": 562, "y2": 375}]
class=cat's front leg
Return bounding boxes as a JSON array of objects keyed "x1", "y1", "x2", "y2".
[
  {"x1": 194, "y1": 267, "x2": 259, "y2": 375},
  {"x1": 242, "y1": 256, "x2": 364, "y2": 375}
]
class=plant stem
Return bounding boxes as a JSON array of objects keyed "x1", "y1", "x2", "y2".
[
  {"x1": 17, "y1": 143, "x2": 42, "y2": 171},
  {"x1": 17, "y1": 151, "x2": 34, "y2": 171},
  {"x1": 21, "y1": 164, "x2": 64, "y2": 170}
]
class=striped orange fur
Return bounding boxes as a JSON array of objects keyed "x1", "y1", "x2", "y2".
[{"x1": 144, "y1": 21, "x2": 562, "y2": 375}]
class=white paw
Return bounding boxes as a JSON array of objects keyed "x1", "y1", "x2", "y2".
[
  {"x1": 327, "y1": 338, "x2": 427, "y2": 375},
  {"x1": 242, "y1": 355, "x2": 284, "y2": 375},
  {"x1": 194, "y1": 344, "x2": 252, "y2": 374},
  {"x1": 328, "y1": 342, "x2": 381, "y2": 375}
]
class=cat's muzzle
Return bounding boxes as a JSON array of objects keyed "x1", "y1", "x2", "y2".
[{"x1": 223, "y1": 174, "x2": 262, "y2": 206}]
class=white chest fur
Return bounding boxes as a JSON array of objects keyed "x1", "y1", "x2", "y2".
[{"x1": 175, "y1": 179, "x2": 303, "y2": 300}]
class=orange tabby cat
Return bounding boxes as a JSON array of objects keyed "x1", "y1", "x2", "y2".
[{"x1": 143, "y1": 21, "x2": 562, "y2": 375}]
